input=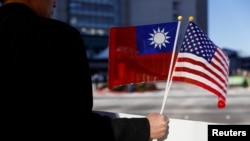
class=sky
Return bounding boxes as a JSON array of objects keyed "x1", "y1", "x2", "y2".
[{"x1": 208, "y1": 0, "x2": 250, "y2": 57}]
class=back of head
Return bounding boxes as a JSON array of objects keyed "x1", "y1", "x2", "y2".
[
  {"x1": 0, "y1": 0, "x2": 56, "y2": 18},
  {"x1": 1, "y1": 0, "x2": 28, "y2": 4},
  {"x1": 0, "y1": 0, "x2": 6, "y2": 3},
  {"x1": 0, "y1": 0, "x2": 18, "y2": 4}
]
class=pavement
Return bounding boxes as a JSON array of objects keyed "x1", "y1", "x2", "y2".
[
  {"x1": 92, "y1": 82, "x2": 250, "y2": 124},
  {"x1": 93, "y1": 81, "x2": 250, "y2": 96}
]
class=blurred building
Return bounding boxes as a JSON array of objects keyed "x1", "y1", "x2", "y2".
[
  {"x1": 1, "y1": 0, "x2": 248, "y2": 73},
  {"x1": 223, "y1": 48, "x2": 250, "y2": 74},
  {"x1": 55, "y1": 0, "x2": 207, "y2": 37},
  {"x1": 53, "y1": 0, "x2": 208, "y2": 73},
  {"x1": 53, "y1": 0, "x2": 121, "y2": 59}
]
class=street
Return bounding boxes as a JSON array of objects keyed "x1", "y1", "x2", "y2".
[{"x1": 93, "y1": 82, "x2": 250, "y2": 124}]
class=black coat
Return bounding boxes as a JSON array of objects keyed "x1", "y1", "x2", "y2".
[{"x1": 0, "y1": 3, "x2": 149, "y2": 141}]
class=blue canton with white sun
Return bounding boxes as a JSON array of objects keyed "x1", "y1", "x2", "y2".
[{"x1": 135, "y1": 22, "x2": 178, "y2": 55}]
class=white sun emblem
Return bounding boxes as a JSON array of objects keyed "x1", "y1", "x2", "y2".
[{"x1": 148, "y1": 27, "x2": 171, "y2": 49}]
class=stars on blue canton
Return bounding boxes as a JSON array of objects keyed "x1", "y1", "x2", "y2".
[{"x1": 180, "y1": 22, "x2": 217, "y2": 62}]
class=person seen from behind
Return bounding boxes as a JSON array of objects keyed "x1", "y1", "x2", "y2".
[{"x1": 0, "y1": 0, "x2": 169, "y2": 140}]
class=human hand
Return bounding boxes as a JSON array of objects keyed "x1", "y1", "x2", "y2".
[{"x1": 146, "y1": 113, "x2": 169, "y2": 139}]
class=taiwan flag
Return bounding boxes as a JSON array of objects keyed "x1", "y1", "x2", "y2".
[{"x1": 108, "y1": 22, "x2": 179, "y2": 89}]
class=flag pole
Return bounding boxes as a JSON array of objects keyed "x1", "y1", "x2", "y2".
[
  {"x1": 152, "y1": 16, "x2": 182, "y2": 141},
  {"x1": 159, "y1": 16, "x2": 182, "y2": 114},
  {"x1": 153, "y1": 16, "x2": 189, "y2": 141}
]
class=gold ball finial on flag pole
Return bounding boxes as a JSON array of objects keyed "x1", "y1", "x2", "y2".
[
  {"x1": 189, "y1": 16, "x2": 194, "y2": 21},
  {"x1": 177, "y1": 15, "x2": 183, "y2": 21}
]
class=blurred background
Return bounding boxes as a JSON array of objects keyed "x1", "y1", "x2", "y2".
[
  {"x1": 2, "y1": 0, "x2": 249, "y2": 123},
  {"x1": 49, "y1": 0, "x2": 249, "y2": 88},
  {"x1": 54, "y1": 0, "x2": 250, "y2": 123},
  {"x1": 53, "y1": 0, "x2": 250, "y2": 124}
]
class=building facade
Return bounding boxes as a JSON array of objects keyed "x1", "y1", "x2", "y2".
[
  {"x1": 55, "y1": 0, "x2": 207, "y2": 36},
  {"x1": 54, "y1": 0, "x2": 121, "y2": 36},
  {"x1": 54, "y1": 0, "x2": 208, "y2": 61},
  {"x1": 1, "y1": 1, "x2": 248, "y2": 73}
]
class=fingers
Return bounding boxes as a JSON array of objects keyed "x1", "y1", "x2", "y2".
[{"x1": 147, "y1": 113, "x2": 170, "y2": 139}]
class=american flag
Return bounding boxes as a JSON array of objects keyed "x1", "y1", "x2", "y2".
[{"x1": 172, "y1": 21, "x2": 230, "y2": 108}]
